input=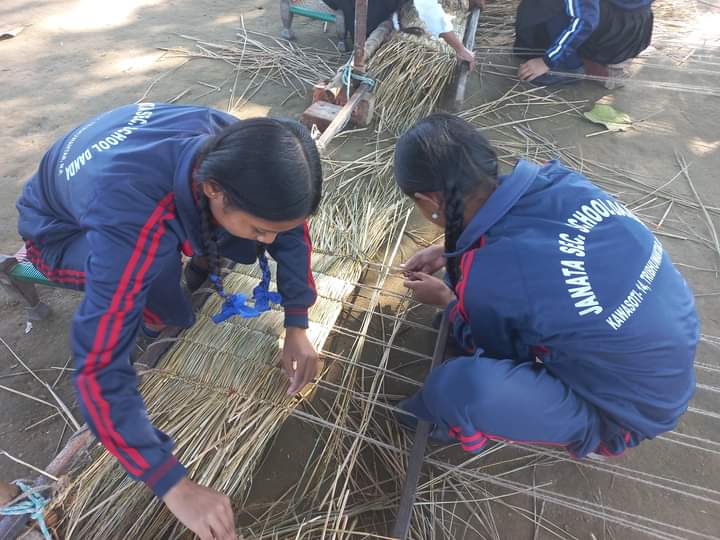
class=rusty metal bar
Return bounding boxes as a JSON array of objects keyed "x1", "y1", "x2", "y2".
[{"x1": 391, "y1": 312, "x2": 449, "y2": 540}]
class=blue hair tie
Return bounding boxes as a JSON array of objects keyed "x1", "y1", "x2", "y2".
[{"x1": 210, "y1": 252, "x2": 283, "y2": 324}]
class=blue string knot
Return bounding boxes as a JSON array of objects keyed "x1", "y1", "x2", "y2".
[
  {"x1": 210, "y1": 252, "x2": 283, "y2": 324},
  {"x1": 0, "y1": 480, "x2": 52, "y2": 540}
]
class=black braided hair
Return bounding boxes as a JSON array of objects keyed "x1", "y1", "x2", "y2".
[
  {"x1": 194, "y1": 182, "x2": 223, "y2": 294},
  {"x1": 192, "y1": 117, "x2": 323, "y2": 294},
  {"x1": 394, "y1": 113, "x2": 498, "y2": 288}
]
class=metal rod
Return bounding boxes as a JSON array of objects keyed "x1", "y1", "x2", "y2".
[
  {"x1": 452, "y1": 7, "x2": 481, "y2": 110},
  {"x1": 391, "y1": 312, "x2": 449, "y2": 540}
]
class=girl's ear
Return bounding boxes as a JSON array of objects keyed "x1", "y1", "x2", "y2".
[
  {"x1": 414, "y1": 192, "x2": 443, "y2": 211},
  {"x1": 202, "y1": 180, "x2": 222, "y2": 199}
]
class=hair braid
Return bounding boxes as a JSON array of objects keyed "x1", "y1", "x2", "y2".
[
  {"x1": 196, "y1": 186, "x2": 223, "y2": 296},
  {"x1": 442, "y1": 176, "x2": 465, "y2": 288}
]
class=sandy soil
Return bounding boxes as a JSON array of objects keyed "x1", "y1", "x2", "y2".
[{"x1": 1, "y1": 1, "x2": 719, "y2": 538}]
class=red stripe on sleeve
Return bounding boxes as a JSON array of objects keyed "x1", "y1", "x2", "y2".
[
  {"x1": 77, "y1": 194, "x2": 175, "y2": 475},
  {"x1": 145, "y1": 455, "x2": 179, "y2": 488},
  {"x1": 302, "y1": 222, "x2": 316, "y2": 296}
]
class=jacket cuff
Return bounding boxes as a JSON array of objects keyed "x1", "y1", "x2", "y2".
[
  {"x1": 543, "y1": 53, "x2": 557, "y2": 68},
  {"x1": 144, "y1": 455, "x2": 187, "y2": 498},
  {"x1": 284, "y1": 307, "x2": 309, "y2": 329}
]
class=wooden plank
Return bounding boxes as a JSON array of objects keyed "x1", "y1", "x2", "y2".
[
  {"x1": 316, "y1": 83, "x2": 371, "y2": 153},
  {"x1": 302, "y1": 100, "x2": 344, "y2": 132},
  {"x1": 451, "y1": 7, "x2": 481, "y2": 111},
  {"x1": 391, "y1": 313, "x2": 449, "y2": 540}
]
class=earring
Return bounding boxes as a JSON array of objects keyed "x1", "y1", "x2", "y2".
[{"x1": 431, "y1": 212, "x2": 439, "y2": 220}]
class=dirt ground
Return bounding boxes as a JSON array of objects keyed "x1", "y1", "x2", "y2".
[{"x1": 1, "y1": 0, "x2": 719, "y2": 539}]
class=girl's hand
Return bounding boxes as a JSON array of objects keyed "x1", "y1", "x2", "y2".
[
  {"x1": 282, "y1": 327, "x2": 319, "y2": 395},
  {"x1": 163, "y1": 477, "x2": 237, "y2": 540},
  {"x1": 457, "y1": 47, "x2": 477, "y2": 71},
  {"x1": 401, "y1": 245, "x2": 446, "y2": 275},
  {"x1": 440, "y1": 31, "x2": 476, "y2": 72},
  {"x1": 404, "y1": 272, "x2": 455, "y2": 307}
]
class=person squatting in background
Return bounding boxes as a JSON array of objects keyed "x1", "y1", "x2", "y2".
[
  {"x1": 394, "y1": 114, "x2": 698, "y2": 459},
  {"x1": 514, "y1": 0, "x2": 654, "y2": 84}
]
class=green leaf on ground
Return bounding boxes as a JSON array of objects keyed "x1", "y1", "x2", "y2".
[{"x1": 583, "y1": 103, "x2": 633, "y2": 132}]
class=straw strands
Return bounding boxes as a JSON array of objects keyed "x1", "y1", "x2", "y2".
[
  {"x1": 366, "y1": 3, "x2": 470, "y2": 134},
  {"x1": 368, "y1": 35, "x2": 457, "y2": 134},
  {"x1": 159, "y1": 24, "x2": 340, "y2": 110}
]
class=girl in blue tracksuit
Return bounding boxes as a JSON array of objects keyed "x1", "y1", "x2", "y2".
[
  {"x1": 16, "y1": 103, "x2": 323, "y2": 540},
  {"x1": 514, "y1": 0, "x2": 654, "y2": 83},
  {"x1": 395, "y1": 114, "x2": 698, "y2": 458}
]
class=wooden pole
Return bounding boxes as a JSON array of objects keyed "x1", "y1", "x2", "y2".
[
  {"x1": 353, "y1": 0, "x2": 369, "y2": 76},
  {"x1": 324, "y1": 19, "x2": 392, "y2": 100},
  {"x1": 0, "y1": 429, "x2": 92, "y2": 540},
  {"x1": 391, "y1": 313, "x2": 449, "y2": 540}
]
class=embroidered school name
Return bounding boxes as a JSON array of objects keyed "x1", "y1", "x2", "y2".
[
  {"x1": 605, "y1": 239, "x2": 663, "y2": 331},
  {"x1": 557, "y1": 198, "x2": 640, "y2": 318},
  {"x1": 63, "y1": 103, "x2": 156, "y2": 181},
  {"x1": 564, "y1": 198, "x2": 640, "y2": 234}
]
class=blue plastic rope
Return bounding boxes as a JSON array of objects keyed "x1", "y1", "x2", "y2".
[
  {"x1": 341, "y1": 58, "x2": 376, "y2": 101},
  {"x1": 0, "y1": 481, "x2": 52, "y2": 540},
  {"x1": 210, "y1": 252, "x2": 283, "y2": 324}
]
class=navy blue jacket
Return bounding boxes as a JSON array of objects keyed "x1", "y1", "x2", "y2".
[
  {"x1": 446, "y1": 160, "x2": 697, "y2": 440},
  {"x1": 16, "y1": 103, "x2": 316, "y2": 496},
  {"x1": 544, "y1": 0, "x2": 653, "y2": 68}
]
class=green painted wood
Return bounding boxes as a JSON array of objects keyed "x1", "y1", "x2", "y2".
[
  {"x1": 8, "y1": 261, "x2": 67, "y2": 289},
  {"x1": 289, "y1": 5, "x2": 336, "y2": 22}
]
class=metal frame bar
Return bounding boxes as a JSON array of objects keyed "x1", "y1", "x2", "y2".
[
  {"x1": 391, "y1": 313, "x2": 450, "y2": 539},
  {"x1": 450, "y1": 7, "x2": 481, "y2": 110}
]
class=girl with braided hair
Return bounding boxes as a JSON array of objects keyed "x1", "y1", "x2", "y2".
[
  {"x1": 394, "y1": 114, "x2": 697, "y2": 460},
  {"x1": 16, "y1": 103, "x2": 323, "y2": 540}
]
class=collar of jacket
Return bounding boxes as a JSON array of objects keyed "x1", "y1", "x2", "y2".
[{"x1": 445, "y1": 159, "x2": 540, "y2": 257}]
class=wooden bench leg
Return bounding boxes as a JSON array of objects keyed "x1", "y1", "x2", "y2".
[
  {"x1": 0, "y1": 256, "x2": 51, "y2": 321},
  {"x1": 279, "y1": 0, "x2": 296, "y2": 40},
  {"x1": 335, "y1": 9, "x2": 347, "y2": 52}
]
